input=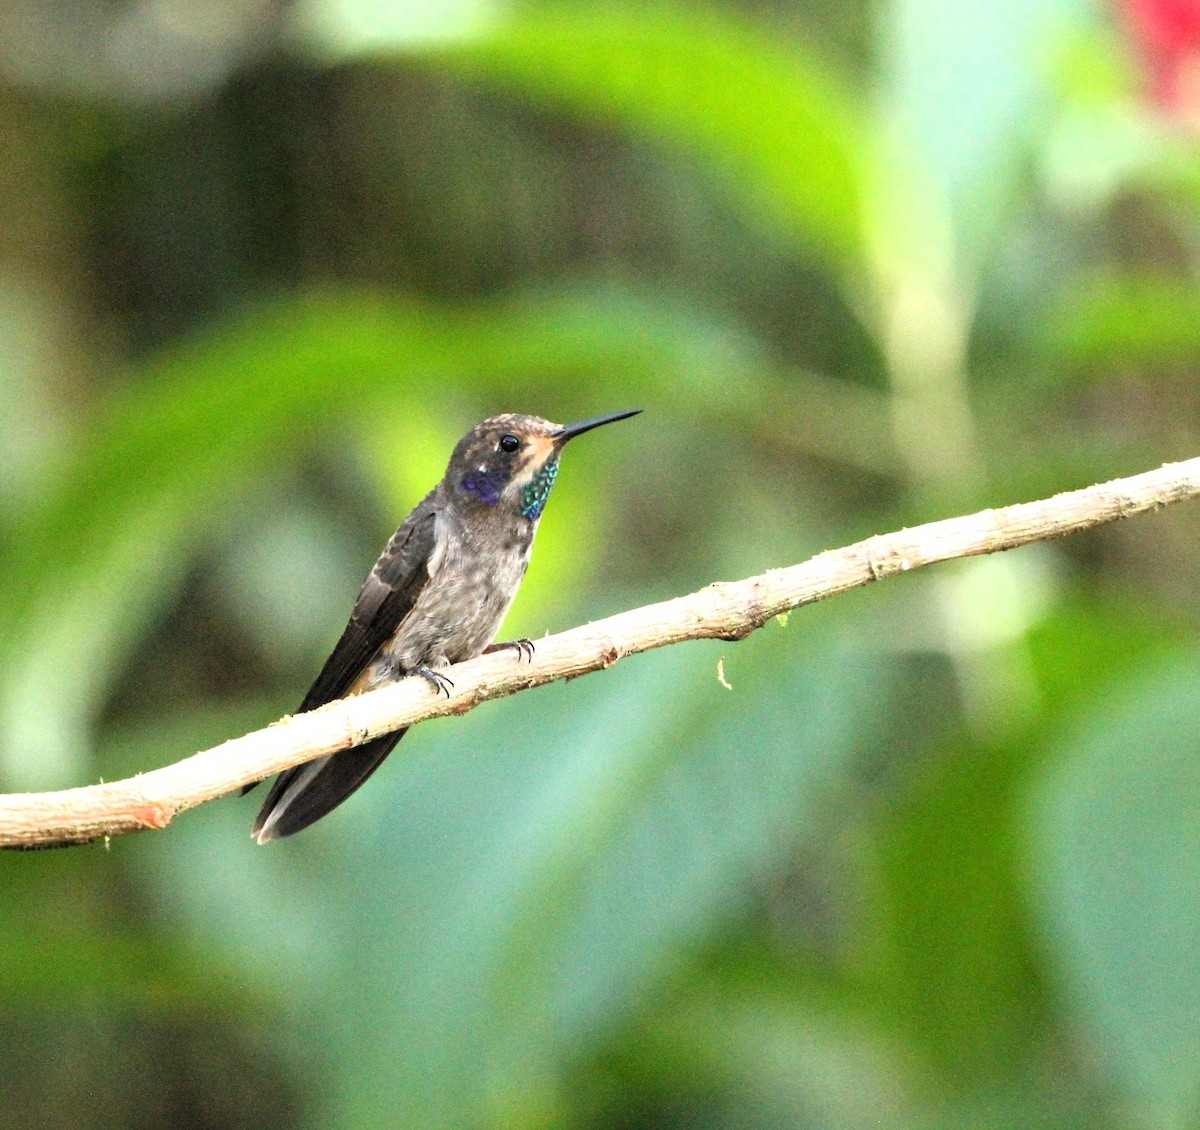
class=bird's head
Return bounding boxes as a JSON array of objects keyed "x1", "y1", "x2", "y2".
[{"x1": 449, "y1": 409, "x2": 641, "y2": 520}]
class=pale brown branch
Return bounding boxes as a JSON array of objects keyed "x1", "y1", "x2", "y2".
[{"x1": 4, "y1": 457, "x2": 1200, "y2": 848}]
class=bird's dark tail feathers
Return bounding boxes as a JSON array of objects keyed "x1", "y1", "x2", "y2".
[{"x1": 250, "y1": 729, "x2": 406, "y2": 843}]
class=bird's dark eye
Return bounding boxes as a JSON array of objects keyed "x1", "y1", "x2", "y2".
[{"x1": 499, "y1": 434, "x2": 520, "y2": 454}]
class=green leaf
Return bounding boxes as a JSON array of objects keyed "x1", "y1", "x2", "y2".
[
  {"x1": 636, "y1": 974, "x2": 924, "y2": 1130},
  {"x1": 870, "y1": 733, "x2": 1052, "y2": 1083},
  {"x1": 1028, "y1": 652, "x2": 1200, "y2": 1125},
  {"x1": 344, "y1": 5, "x2": 871, "y2": 267},
  {"x1": 1041, "y1": 274, "x2": 1200, "y2": 375}
]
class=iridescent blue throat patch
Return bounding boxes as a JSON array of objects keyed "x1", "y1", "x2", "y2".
[{"x1": 520, "y1": 457, "x2": 559, "y2": 520}]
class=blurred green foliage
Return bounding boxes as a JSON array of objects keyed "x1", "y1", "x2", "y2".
[{"x1": 2, "y1": 1, "x2": 1200, "y2": 1127}]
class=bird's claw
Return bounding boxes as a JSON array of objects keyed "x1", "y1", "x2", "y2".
[
  {"x1": 485, "y1": 638, "x2": 535, "y2": 663},
  {"x1": 415, "y1": 666, "x2": 455, "y2": 697}
]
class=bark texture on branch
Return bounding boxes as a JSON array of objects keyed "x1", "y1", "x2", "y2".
[{"x1": 3, "y1": 457, "x2": 1199, "y2": 848}]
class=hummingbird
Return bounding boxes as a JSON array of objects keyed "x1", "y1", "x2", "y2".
[{"x1": 249, "y1": 408, "x2": 641, "y2": 843}]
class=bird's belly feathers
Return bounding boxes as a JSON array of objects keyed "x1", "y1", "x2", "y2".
[{"x1": 374, "y1": 515, "x2": 535, "y2": 681}]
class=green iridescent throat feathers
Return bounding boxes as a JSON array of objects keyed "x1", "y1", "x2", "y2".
[{"x1": 520, "y1": 457, "x2": 560, "y2": 520}]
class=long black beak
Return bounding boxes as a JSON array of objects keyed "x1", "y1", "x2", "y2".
[{"x1": 555, "y1": 408, "x2": 642, "y2": 444}]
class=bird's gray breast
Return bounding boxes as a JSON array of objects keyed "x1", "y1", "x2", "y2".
[{"x1": 381, "y1": 506, "x2": 536, "y2": 676}]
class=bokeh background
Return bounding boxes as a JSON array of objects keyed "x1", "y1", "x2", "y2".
[{"x1": 3, "y1": 0, "x2": 1200, "y2": 1126}]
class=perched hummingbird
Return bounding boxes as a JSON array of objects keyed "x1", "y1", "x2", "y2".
[{"x1": 249, "y1": 408, "x2": 641, "y2": 843}]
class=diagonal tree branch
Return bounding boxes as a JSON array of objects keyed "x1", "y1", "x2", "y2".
[{"x1": 4, "y1": 457, "x2": 1200, "y2": 849}]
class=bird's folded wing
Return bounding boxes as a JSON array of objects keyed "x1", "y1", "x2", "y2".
[{"x1": 298, "y1": 490, "x2": 441, "y2": 712}]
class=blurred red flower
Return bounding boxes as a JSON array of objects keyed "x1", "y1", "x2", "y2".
[{"x1": 1120, "y1": 0, "x2": 1200, "y2": 115}]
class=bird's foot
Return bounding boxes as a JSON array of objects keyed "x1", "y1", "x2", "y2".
[
  {"x1": 484, "y1": 638, "x2": 535, "y2": 663},
  {"x1": 415, "y1": 666, "x2": 455, "y2": 697}
]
